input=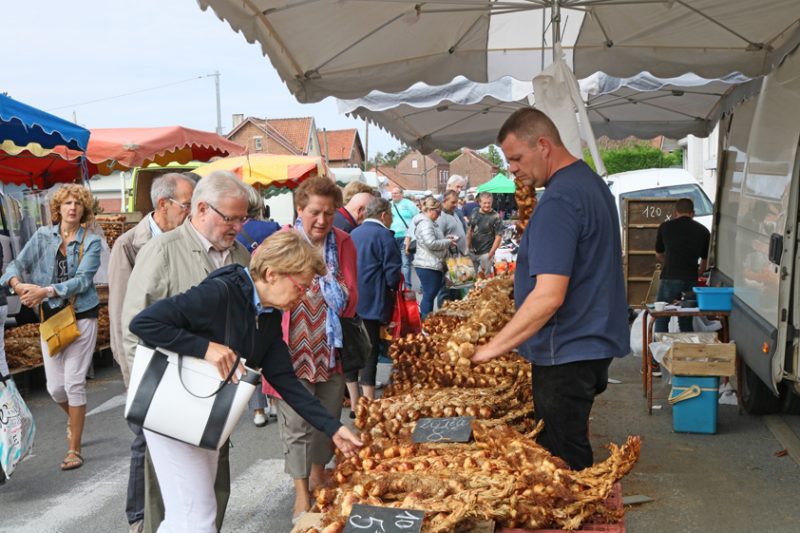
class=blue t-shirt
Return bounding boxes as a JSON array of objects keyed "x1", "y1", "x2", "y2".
[{"x1": 514, "y1": 160, "x2": 630, "y2": 366}]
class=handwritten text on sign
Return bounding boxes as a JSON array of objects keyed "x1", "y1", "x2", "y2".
[
  {"x1": 412, "y1": 416, "x2": 474, "y2": 443},
  {"x1": 343, "y1": 504, "x2": 424, "y2": 533}
]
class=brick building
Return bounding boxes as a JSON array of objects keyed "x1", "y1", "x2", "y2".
[
  {"x1": 226, "y1": 115, "x2": 321, "y2": 156},
  {"x1": 449, "y1": 149, "x2": 499, "y2": 189},
  {"x1": 317, "y1": 128, "x2": 365, "y2": 168},
  {"x1": 395, "y1": 151, "x2": 450, "y2": 192}
]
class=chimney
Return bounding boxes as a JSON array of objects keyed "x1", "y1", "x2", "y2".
[{"x1": 232, "y1": 114, "x2": 244, "y2": 128}]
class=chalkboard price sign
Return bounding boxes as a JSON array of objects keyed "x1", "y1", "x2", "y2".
[
  {"x1": 343, "y1": 504, "x2": 424, "y2": 533},
  {"x1": 412, "y1": 416, "x2": 474, "y2": 443}
]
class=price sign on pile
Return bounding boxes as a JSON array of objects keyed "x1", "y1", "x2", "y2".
[
  {"x1": 412, "y1": 416, "x2": 474, "y2": 443},
  {"x1": 343, "y1": 504, "x2": 424, "y2": 533}
]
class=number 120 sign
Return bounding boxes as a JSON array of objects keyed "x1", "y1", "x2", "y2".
[{"x1": 343, "y1": 504, "x2": 424, "y2": 533}]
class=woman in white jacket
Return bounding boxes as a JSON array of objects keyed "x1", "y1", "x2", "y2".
[{"x1": 413, "y1": 197, "x2": 456, "y2": 317}]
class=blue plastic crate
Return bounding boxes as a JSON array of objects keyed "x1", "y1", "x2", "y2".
[
  {"x1": 669, "y1": 375, "x2": 719, "y2": 434},
  {"x1": 693, "y1": 287, "x2": 733, "y2": 311}
]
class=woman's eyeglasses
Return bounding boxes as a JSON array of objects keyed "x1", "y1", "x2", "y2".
[
  {"x1": 286, "y1": 274, "x2": 312, "y2": 293},
  {"x1": 207, "y1": 203, "x2": 249, "y2": 225}
]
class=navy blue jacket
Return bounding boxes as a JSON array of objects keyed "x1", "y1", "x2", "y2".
[
  {"x1": 350, "y1": 220, "x2": 402, "y2": 322},
  {"x1": 129, "y1": 264, "x2": 342, "y2": 437}
]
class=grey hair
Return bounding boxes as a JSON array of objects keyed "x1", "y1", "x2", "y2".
[
  {"x1": 150, "y1": 173, "x2": 195, "y2": 207},
  {"x1": 447, "y1": 174, "x2": 467, "y2": 187},
  {"x1": 245, "y1": 183, "x2": 265, "y2": 220},
  {"x1": 478, "y1": 191, "x2": 493, "y2": 202},
  {"x1": 443, "y1": 190, "x2": 459, "y2": 201},
  {"x1": 191, "y1": 170, "x2": 249, "y2": 215},
  {"x1": 364, "y1": 197, "x2": 391, "y2": 220}
]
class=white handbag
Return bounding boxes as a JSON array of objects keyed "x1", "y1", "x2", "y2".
[{"x1": 124, "y1": 280, "x2": 260, "y2": 450}]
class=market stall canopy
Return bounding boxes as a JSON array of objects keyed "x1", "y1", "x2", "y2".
[
  {"x1": 0, "y1": 93, "x2": 90, "y2": 154},
  {"x1": 0, "y1": 150, "x2": 84, "y2": 188},
  {"x1": 193, "y1": 154, "x2": 326, "y2": 196},
  {"x1": 477, "y1": 173, "x2": 515, "y2": 194},
  {"x1": 197, "y1": 0, "x2": 800, "y2": 103},
  {"x1": 339, "y1": 72, "x2": 760, "y2": 154},
  {"x1": 75, "y1": 126, "x2": 246, "y2": 175}
]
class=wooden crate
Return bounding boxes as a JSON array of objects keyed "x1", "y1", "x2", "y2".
[{"x1": 663, "y1": 342, "x2": 736, "y2": 376}]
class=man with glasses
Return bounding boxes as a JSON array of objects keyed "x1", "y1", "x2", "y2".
[
  {"x1": 108, "y1": 172, "x2": 195, "y2": 533},
  {"x1": 121, "y1": 170, "x2": 252, "y2": 533}
]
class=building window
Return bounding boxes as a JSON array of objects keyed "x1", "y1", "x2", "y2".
[
  {"x1": 411, "y1": 159, "x2": 418, "y2": 169},
  {"x1": 254, "y1": 136, "x2": 263, "y2": 151}
]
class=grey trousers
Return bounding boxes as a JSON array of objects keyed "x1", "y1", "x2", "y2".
[
  {"x1": 276, "y1": 373, "x2": 345, "y2": 479},
  {"x1": 143, "y1": 439, "x2": 230, "y2": 533}
]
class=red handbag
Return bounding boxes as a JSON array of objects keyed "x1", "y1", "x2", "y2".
[{"x1": 389, "y1": 275, "x2": 421, "y2": 339}]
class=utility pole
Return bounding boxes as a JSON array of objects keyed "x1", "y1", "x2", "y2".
[
  {"x1": 364, "y1": 120, "x2": 369, "y2": 171},
  {"x1": 211, "y1": 71, "x2": 222, "y2": 135}
]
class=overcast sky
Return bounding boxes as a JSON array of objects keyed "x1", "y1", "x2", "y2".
[{"x1": 0, "y1": 0, "x2": 400, "y2": 158}]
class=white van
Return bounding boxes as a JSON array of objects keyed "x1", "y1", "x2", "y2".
[
  {"x1": 606, "y1": 168, "x2": 714, "y2": 232},
  {"x1": 710, "y1": 41, "x2": 800, "y2": 414}
]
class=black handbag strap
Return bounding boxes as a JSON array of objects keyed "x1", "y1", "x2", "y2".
[
  {"x1": 393, "y1": 202, "x2": 409, "y2": 229},
  {"x1": 177, "y1": 279, "x2": 241, "y2": 399}
]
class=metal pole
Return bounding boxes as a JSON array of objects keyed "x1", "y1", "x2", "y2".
[
  {"x1": 552, "y1": 1, "x2": 561, "y2": 46},
  {"x1": 364, "y1": 120, "x2": 369, "y2": 171},
  {"x1": 214, "y1": 71, "x2": 222, "y2": 135}
]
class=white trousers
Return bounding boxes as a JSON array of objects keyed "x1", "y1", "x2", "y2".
[
  {"x1": 40, "y1": 318, "x2": 97, "y2": 405},
  {"x1": 144, "y1": 430, "x2": 220, "y2": 533}
]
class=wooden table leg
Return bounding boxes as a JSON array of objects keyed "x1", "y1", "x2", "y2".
[
  {"x1": 647, "y1": 319, "x2": 655, "y2": 414},
  {"x1": 642, "y1": 309, "x2": 649, "y2": 397}
]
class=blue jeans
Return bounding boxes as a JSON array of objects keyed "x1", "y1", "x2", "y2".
[
  {"x1": 396, "y1": 237, "x2": 414, "y2": 290},
  {"x1": 417, "y1": 267, "x2": 444, "y2": 318},
  {"x1": 126, "y1": 422, "x2": 146, "y2": 524},
  {"x1": 654, "y1": 278, "x2": 696, "y2": 333}
]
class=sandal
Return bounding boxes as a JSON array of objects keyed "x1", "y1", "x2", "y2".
[{"x1": 61, "y1": 450, "x2": 83, "y2": 471}]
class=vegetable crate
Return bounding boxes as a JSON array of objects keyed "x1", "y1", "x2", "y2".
[
  {"x1": 499, "y1": 483, "x2": 624, "y2": 533},
  {"x1": 662, "y1": 343, "x2": 736, "y2": 377}
]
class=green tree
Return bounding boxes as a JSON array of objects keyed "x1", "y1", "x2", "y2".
[
  {"x1": 435, "y1": 149, "x2": 462, "y2": 163},
  {"x1": 479, "y1": 145, "x2": 507, "y2": 174},
  {"x1": 583, "y1": 144, "x2": 683, "y2": 175}
]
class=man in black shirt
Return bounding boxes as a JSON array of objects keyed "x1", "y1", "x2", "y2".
[{"x1": 654, "y1": 198, "x2": 711, "y2": 336}]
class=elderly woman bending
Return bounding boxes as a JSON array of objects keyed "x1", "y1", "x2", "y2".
[
  {"x1": 129, "y1": 231, "x2": 362, "y2": 533},
  {"x1": 1, "y1": 184, "x2": 101, "y2": 471},
  {"x1": 413, "y1": 197, "x2": 457, "y2": 318}
]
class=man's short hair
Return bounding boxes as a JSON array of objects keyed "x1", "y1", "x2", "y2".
[
  {"x1": 497, "y1": 108, "x2": 564, "y2": 147},
  {"x1": 478, "y1": 192, "x2": 493, "y2": 202},
  {"x1": 675, "y1": 198, "x2": 695, "y2": 214},
  {"x1": 150, "y1": 173, "x2": 195, "y2": 208},
  {"x1": 446, "y1": 174, "x2": 467, "y2": 188},
  {"x1": 191, "y1": 170, "x2": 250, "y2": 215},
  {"x1": 467, "y1": 194, "x2": 475, "y2": 201},
  {"x1": 443, "y1": 190, "x2": 459, "y2": 201},
  {"x1": 343, "y1": 181, "x2": 375, "y2": 204},
  {"x1": 364, "y1": 197, "x2": 391, "y2": 220}
]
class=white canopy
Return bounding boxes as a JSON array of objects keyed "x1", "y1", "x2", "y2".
[
  {"x1": 198, "y1": 0, "x2": 800, "y2": 103},
  {"x1": 338, "y1": 72, "x2": 761, "y2": 153}
]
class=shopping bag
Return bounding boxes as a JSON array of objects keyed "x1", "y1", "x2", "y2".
[
  {"x1": 340, "y1": 316, "x2": 371, "y2": 373},
  {"x1": 388, "y1": 275, "x2": 422, "y2": 339},
  {"x1": 125, "y1": 344, "x2": 259, "y2": 450},
  {"x1": 0, "y1": 373, "x2": 36, "y2": 477},
  {"x1": 446, "y1": 254, "x2": 476, "y2": 285}
]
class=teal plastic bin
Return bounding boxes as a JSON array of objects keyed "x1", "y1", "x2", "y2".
[
  {"x1": 669, "y1": 375, "x2": 719, "y2": 434},
  {"x1": 693, "y1": 287, "x2": 733, "y2": 311}
]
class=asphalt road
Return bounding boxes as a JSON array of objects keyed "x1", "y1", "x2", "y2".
[
  {"x1": 5, "y1": 353, "x2": 800, "y2": 533},
  {"x1": 0, "y1": 363, "x2": 360, "y2": 533}
]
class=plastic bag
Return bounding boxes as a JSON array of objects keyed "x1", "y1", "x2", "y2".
[
  {"x1": 0, "y1": 374, "x2": 36, "y2": 477},
  {"x1": 446, "y1": 255, "x2": 475, "y2": 285}
]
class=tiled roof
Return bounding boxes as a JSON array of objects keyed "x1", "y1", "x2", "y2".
[
  {"x1": 460, "y1": 148, "x2": 496, "y2": 168},
  {"x1": 318, "y1": 128, "x2": 359, "y2": 162},
  {"x1": 427, "y1": 151, "x2": 449, "y2": 165},
  {"x1": 264, "y1": 117, "x2": 314, "y2": 154},
  {"x1": 371, "y1": 166, "x2": 418, "y2": 191}
]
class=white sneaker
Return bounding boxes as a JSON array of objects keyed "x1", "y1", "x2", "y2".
[{"x1": 253, "y1": 412, "x2": 268, "y2": 427}]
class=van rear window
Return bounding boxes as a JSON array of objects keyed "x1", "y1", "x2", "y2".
[{"x1": 619, "y1": 184, "x2": 713, "y2": 216}]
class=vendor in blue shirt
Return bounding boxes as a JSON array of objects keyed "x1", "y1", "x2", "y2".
[{"x1": 473, "y1": 109, "x2": 630, "y2": 470}]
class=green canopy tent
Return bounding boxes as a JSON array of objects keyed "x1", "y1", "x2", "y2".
[{"x1": 477, "y1": 173, "x2": 515, "y2": 194}]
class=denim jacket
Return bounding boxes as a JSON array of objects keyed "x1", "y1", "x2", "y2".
[{"x1": 0, "y1": 225, "x2": 101, "y2": 313}]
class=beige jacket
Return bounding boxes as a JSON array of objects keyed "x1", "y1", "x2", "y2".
[
  {"x1": 121, "y1": 219, "x2": 251, "y2": 373},
  {"x1": 108, "y1": 215, "x2": 156, "y2": 386}
]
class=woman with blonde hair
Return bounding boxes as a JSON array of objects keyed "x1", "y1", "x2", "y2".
[
  {"x1": 1, "y1": 184, "x2": 102, "y2": 470},
  {"x1": 413, "y1": 197, "x2": 456, "y2": 317},
  {"x1": 129, "y1": 230, "x2": 362, "y2": 533}
]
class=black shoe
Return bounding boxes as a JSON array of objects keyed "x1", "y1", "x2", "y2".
[{"x1": 349, "y1": 411, "x2": 356, "y2": 419}]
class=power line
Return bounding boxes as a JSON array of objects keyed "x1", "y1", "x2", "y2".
[{"x1": 46, "y1": 75, "x2": 213, "y2": 111}]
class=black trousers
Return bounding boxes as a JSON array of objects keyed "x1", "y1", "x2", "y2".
[
  {"x1": 531, "y1": 357, "x2": 612, "y2": 470},
  {"x1": 344, "y1": 319, "x2": 382, "y2": 386}
]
